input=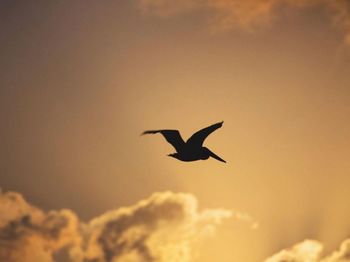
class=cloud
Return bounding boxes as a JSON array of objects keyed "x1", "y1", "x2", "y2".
[
  {"x1": 323, "y1": 239, "x2": 350, "y2": 262},
  {"x1": 0, "y1": 191, "x2": 242, "y2": 262},
  {"x1": 264, "y1": 238, "x2": 350, "y2": 262},
  {"x1": 0, "y1": 192, "x2": 80, "y2": 262},
  {"x1": 264, "y1": 240, "x2": 324, "y2": 262},
  {"x1": 139, "y1": 0, "x2": 350, "y2": 44}
]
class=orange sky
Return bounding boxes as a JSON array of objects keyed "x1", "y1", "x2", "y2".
[{"x1": 1, "y1": 1, "x2": 350, "y2": 261}]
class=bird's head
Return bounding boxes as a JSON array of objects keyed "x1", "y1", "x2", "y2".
[{"x1": 167, "y1": 153, "x2": 180, "y2": 160}]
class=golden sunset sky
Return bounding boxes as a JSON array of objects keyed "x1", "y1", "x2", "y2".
[{"x1": 1, "y1": 1, "x2": 350, "y2": 261}]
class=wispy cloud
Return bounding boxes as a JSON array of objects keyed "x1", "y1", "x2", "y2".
[
  {"x1": 139, "y1": 0, "x2": 350, "y2": 44},
  {"x1": 0, "y1": 191, "x2": 247, "y2": 262}
]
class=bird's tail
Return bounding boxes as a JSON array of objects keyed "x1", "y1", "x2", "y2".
[{"x1": 207, "y1": 148, "x2": 226, "y2": 163}]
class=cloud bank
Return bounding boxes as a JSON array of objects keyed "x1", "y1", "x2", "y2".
[
  {"x1": 265, "y1": 238, "x2": 350, "y2": 262},
  {"x1": 139, "y1": 0, "x2": 350, "y2": 44},
  {"x1": 0, "y1": 191, "x2": 235, "y2": 262},
  {"x1": 1, "y1": 190, "x2": 349, "y2": 261}
]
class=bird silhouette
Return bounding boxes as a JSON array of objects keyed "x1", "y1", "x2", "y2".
[{"x1": 142, "y1": 121, "x2": 226, "y2": 163}]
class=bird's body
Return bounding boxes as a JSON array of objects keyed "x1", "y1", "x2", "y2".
[
  {"x1": 142, "y1": 121, "x2": 226, "y2": 163},
  {"x1": 168, "y1": 147, "x2": 210, "y2": 161}
]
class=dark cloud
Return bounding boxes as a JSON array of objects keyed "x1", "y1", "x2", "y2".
[
  {"x1": 0, "y1": 192, "x2": 80, "y2": 262},
  {"x1": 139, "y1": 0, "x2": 350, "y2": 44}
]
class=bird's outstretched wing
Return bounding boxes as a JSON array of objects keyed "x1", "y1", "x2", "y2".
[
  {"x1": 186, "y1": 121, "x2": 223, "y2": 147},
  {"x1": 141, "y1": 129, "x2": 185, "y2": 152},
  {"x1": 207, "y1": 148, "x2": 226, "y2": 163}
]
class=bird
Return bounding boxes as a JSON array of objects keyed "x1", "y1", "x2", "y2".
[{"x1": 141, "y1": 121, "x2": 226, "y2": 163}]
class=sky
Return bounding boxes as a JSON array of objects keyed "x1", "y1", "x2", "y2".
[{"x1": 1, "y1": 1, "x2": 350, "y2": 261}]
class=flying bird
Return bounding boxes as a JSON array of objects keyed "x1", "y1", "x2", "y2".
[{"x1": 142, "y1": 121, "x2": 226, "y2": 163}]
